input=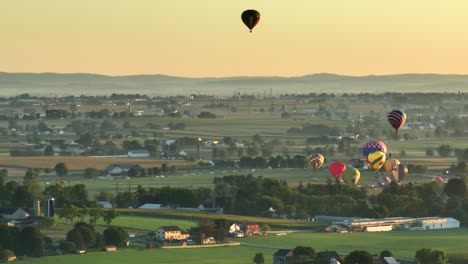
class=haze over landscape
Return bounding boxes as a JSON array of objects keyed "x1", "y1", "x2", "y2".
[
  {"x1": 1, "y1": 72, "x2": 468, "y2": 96},
  {"x1": 1, "y1": 1, "x2": 468, "y2": 264}
]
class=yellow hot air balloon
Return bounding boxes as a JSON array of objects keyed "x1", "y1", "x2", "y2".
[
  {"x1": 384, "y1": 159, "x2": 400, "y2": 174},
  {"x1": 342, "y1": 167, "x2": 361, "y2": 185},
  {"x1": 366, "y1": 151, "x2": 386, "y2": 171}
]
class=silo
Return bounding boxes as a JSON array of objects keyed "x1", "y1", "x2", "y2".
[
  {"x1": 33, "y1": 200, "x2": 41, "y2": 216},
  {"x1": 47, "y1": 198, "x2": 55, "y2": 217}
]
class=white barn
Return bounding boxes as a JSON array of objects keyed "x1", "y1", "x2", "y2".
[{"x1": 128, "y1": 150, "x2": 150, "y2": 158}]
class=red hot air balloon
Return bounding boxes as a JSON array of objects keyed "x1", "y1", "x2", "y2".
[
  {"x1": 241, "y1": 10, "x2": 261, "y2": 33},
  {"x1": 387, "y1": 110, "x2": 407, "y2": 133},
  {"x1": 328, "y1": 162, "x2": 347, "y2": 180}
]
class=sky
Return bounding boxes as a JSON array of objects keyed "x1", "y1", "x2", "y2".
[{"x1": 1, "y1": 0, "x2": 468, "y2": 77}]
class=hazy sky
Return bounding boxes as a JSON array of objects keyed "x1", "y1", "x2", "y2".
[{"x1": 1, "y1": 0, "x2": 468, "y2": 77}]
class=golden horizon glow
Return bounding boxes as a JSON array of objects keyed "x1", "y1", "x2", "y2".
[{"x1": 1, "y1": 0, "x2": 468, "y2": 77}]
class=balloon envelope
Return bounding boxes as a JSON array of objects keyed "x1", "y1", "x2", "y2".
[
  {"x1": 328, "y1": 162, "x2": 346, "y2": 180},
  {"x1": 366, "y1": 151, "x2": 386, "y2": 171},
  {"x1": 378, "y1": 176, "x2": 392, "y2": 187},
  {"x1": 342, "y1": 167, "x2": 361, "y2": 185},
  {"x1": 433, "y1": 176, "x2": 444, "y2": 183},
  {"x1": 308, "y1": 153, "x2": 324, "y2": 170},
  {"x1": 388, "y1": 110, "x2": 407, "y2": 133},
  {"x1": 241, "y1": 10, "x2": 261, "y2": 32},
  {"x1": 384, "y1": 159, "x2": 400, "y2": 174},
  {"x1": 392, "y1": 164, "x2": 408, "y2": 183},
  {"x1": 362, "y1": 141, "x2": 387, "y2": 157}
]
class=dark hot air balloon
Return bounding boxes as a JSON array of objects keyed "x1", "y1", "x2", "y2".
[
  {"x1": 387, "y1": 110, "x2": 407, "y2": 133},
  {"x1": 241, "y1": 10, "x2": 261, "y2": 33}
]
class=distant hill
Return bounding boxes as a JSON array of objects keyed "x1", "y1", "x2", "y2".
[{"x1": 0, "y1": 72, "x2": 467, "y2": 96}]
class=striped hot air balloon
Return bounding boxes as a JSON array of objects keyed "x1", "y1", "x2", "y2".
[
  {"x1": 387, "y1": 110, "x2": 407, "y2": 133},
  {"x1": 308, "y1": 153, "x2": 324, "y2": 170}
]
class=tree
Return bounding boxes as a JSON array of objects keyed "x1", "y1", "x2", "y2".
[
  {"x1": 437, "y1": 145, "x2": 453, "y2": 157},
  {"x1": 380, "y1": 250, "x2": 393, "y2": 258},
  {"x1": 0, "y1": 168, "x2": 7, "y2": 186},
  {"x1": 292, "y1": 246, "x2": 317, "y2": 264},
  {"x1": 415, "y1": 248, "x2": 448, "y2": 264},
  {"x1": 344, "y1": 250, "x2": 373, "y2": 264},
  {"x1": 66, "y1": 223, "x2": 96, "y2": 250},
  {"x1": 88, "y1": 206, "x2": 103, "y2": 225},
  {"x1": 253, "y1": 253, "x2": 264, "y2": 264},
  {"x1": 426, "y1": 149, "x2": 435, "y2": 157},
  {"x1": 76, "y1": 132, "x2": 96, "y2": 147},
  {"x1": 103, "y1": 227, "x2": 129, "y2": 246},
  {"x1": 55, "y1": 162, "x2": 69, "y2": 177},
  {"x1": 84, "y1": 168, "x2": 100, "y2": 179},
  {"x1": 443, "y1": 178, "x2": 467, "y2": 198},
  {"x1": 44, "y1": 146, "x2": 54, "y2": 156},
  {"x1": 103, "y1": 209, "x2": 119, "y2": 225}
]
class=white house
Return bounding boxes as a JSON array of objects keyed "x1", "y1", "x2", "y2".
[
  {"x1": 155, "y1": 226, "x2": 190, "y2": 241},
  {"x1": 128, "y1": 150, "x2": 150, "y2": 158}
]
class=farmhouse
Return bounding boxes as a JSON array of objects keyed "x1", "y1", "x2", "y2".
[
  {"x1": 104, "y1": 164, "x2": 144, "y2": 177},
  {"x1": 0, "y1": 207, "x2": 43, "y2": 227},
  {"x1": 0, "y1": 208, "x2": 30, "y2": 220},
  {"x1": 273, "y1": 249, "x2": 294, "y2": 264},
  {"x1": 155, "y1": 226, "x2": 190, "y2": 241}
]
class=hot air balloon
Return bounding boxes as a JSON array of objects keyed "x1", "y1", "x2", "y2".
[
  {"x1": 378, "y1": 176, "x2": 392, "y2": 187},
  {"x1": 362, "y1": 141, "x2": 387, "y2": 157},
  {"x1": 241, "y1": 10, "x2": 261, "y2": 33},
  {"x1": 328, "y1": 162, "x2": 346, "y2": 180},
  {"x1": 342, "y1": 167, "x2": 361, "y2": 185},
  {"x1": 308, "y1": 153, "x2": 324, "y2": 170},
  {"x1": 384, "y1": 159, "x2": 400, "y2": 174},
  {"x1": 388, "y1": 110, "x2": 407, "y2": 133},
  {"x1": 433, "y1": 176, "x2": 445, "y2": 183},
  {"x1": 366, "y1": 151, "x2": 386, "y2": 171},
  {"x1": 392, "y1": 164, "x2": 408, "y2": 183}
]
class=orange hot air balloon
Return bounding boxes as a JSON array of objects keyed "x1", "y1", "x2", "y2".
[
  {"x1": 384, "y1": 159, "x2": 400, "y2": 174},
  {"x1": 241, "y1": 10, "x2": 261, "y2": 33},
  {"x1": 392, "y1": 164, "x2": 408, "y2": 183}
]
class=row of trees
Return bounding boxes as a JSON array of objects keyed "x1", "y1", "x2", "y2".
[
  {"x1": 253, "y1": 247, "x2": 447, "y2": 264},
  {"x1": 64, "y1": 222, "x2": 128, "y2": 251},
  {"x1": 112, "y1": 174, "x2": 468, "y2": 224}
]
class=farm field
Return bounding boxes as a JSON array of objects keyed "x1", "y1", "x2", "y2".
[
  {"x1": 240, "y1": 229, "x2": 468, "y2": 259},
  {"x1": 96, "y1": 215, "x2": 198, "y2": 231},
  {"x1": 19, "y1": 246, "x2": 277, "y2": 264},
  {"x1": 18, "y1": 229, "x2": 468, "y2": 263}
]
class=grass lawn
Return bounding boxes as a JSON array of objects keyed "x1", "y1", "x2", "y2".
[
  {"x1": 19, "y1": 246, "x2": 277, "y2": 264},
  {"x1": 240, "y1": 228, "x2": 468, "y2": 259}
]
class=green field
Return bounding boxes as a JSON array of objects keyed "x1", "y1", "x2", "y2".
[
  {"x1": 18, "y1": 229, "x2": 468, "y2": 263},
  {"x1": 97, "y1": 215, "x2": 198, "y2": 231},
  {"x1": 18, "y1": 247, "x2": 277, "y2": 264}
]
